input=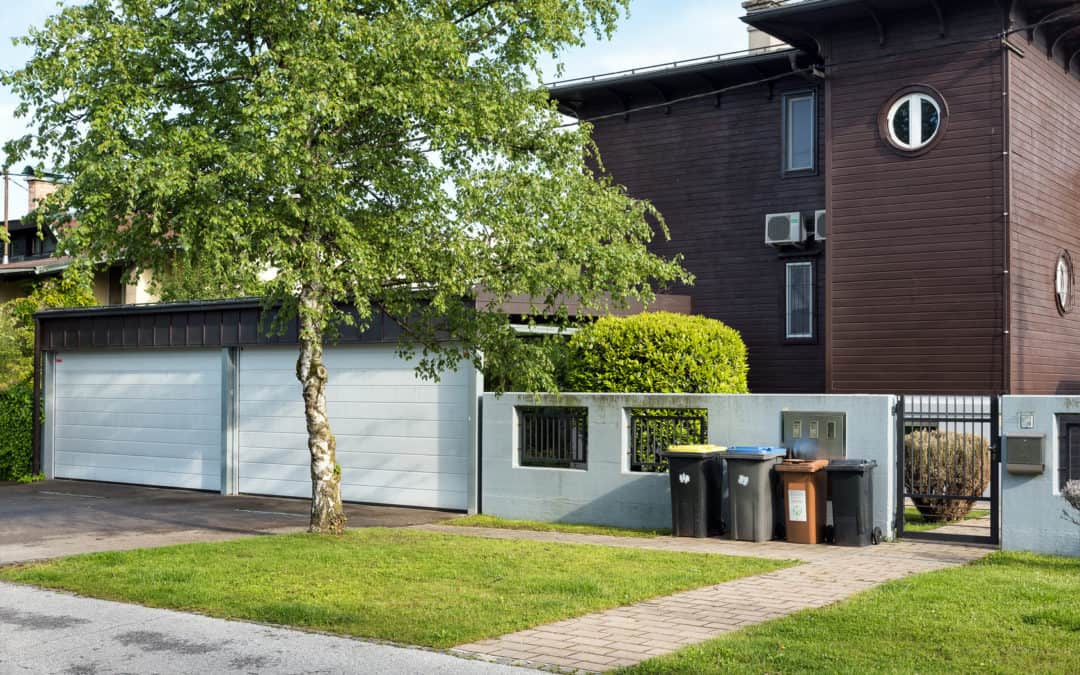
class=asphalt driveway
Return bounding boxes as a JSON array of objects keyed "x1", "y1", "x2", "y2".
[{"x1": 0, "y1": 480, "x2": 456, "y2": 564}]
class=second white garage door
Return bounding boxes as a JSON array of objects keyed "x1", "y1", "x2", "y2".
[{"x1": 236, "y1": 345, "x2": 472, "y2": 510}]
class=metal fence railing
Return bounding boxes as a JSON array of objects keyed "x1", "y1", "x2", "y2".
[
  {"x1": 517, "y1": 407, "x2": 588, "y2": 470},
  {"x1": 628, "y1": 409, "x2": 708, "y2": 472}
]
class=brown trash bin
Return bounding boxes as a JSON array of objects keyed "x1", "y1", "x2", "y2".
[{"x1": 775, "y1": 459, "x2": 828, "y2": 544}]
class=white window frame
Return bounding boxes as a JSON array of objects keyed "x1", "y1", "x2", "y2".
[
  {"x1": 886, "y1": 93, "x2": 941, "y2": 151},
  {"x1": 785, "y1": 261, "x2": 814, "y2": 339},
  {"x1": 783, "y1": 92, "x2": 816, "y2": 173}
]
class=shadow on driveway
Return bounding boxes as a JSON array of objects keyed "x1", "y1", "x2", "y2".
[{"x1": 0, "y1": 480, "x2": 456, "y2": 564}]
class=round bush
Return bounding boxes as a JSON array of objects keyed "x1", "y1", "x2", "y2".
[
  {"x1": 904, "y1": 429, "x2": 990, "y2": 522},
  {"x1": 565, "y1": 312, "x2": 748, "y2": 393}
]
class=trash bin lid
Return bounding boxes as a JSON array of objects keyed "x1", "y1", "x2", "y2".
[
  {"x1": 776, "y1": 458, "x2": 829, "y2": 473},
  {"x1": 661, "y1": 444, "x2": 727, "y2": 458},
  {"x1": 824, "y1": 459, "x2": 878, "y2": 471},
  {"x1": 725, "y1": 446, "x2": 786, "y2": 459}
]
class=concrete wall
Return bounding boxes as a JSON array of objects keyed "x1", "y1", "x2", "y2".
[
  {"x1": 482, "y1": 393, "x2": 897, "y2": 536},
  {"x1": 1001, "y1": 396, "x2": 1080, "y2": 556}
]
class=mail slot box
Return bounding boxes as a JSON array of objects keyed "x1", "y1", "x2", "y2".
[{"x1": 1005, "y1": 433, "x2": 1044, "y2": 475}]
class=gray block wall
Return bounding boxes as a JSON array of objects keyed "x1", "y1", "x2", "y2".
[
  {"x1": 1001, "y1": 396, "x2": 1080, "y2": 557},
  {"x1": 482, "y1": 393, "x2": 897, "y2": 536}
]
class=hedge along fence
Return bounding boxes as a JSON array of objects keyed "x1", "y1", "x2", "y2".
[
  {"x1": 567, "y1": 312, "x2": 748, "y2": 472},
  {"x1": 904, "y1": 429, "x2": 991, "y2": 522},
  {"x1": 0, "y1": 383, "x2": 34, "y2": 481},
  {"x1": 566, "y1": 312, "x2": 749, "y2": 394}
]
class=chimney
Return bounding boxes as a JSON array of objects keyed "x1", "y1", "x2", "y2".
[
  {"x1": 27, "y1": 177, "x2": 59, "y2": 212},
  {"x1": 742, "y1": 1, "x2": 789, "y2": 52}
]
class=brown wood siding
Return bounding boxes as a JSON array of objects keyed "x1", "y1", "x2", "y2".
[
  {"x1": 825, "y1": 4, "x2": 1005, "y2": 394},
  {"x1": 584, "y1": 82, "x2": 827, "y2": 393},
  {"x1": 1006, "y1": 34, "x2": 1080, "y2": 394}
]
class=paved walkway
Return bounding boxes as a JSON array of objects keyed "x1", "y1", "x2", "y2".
[
  {"x1": 0, "y1": 582, "x2": 535, "y2": 675},
  {"x1": 424, "y1": 525, "x2": 993, "y2": 673}
]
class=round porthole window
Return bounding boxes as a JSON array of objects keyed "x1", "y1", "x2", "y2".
[
  {"x1": 879, "y1": 86, "x2": 948, "y2": 155},
  {"x1": 1056, "y1": 250, "x2": 1073, "y2": 315}
]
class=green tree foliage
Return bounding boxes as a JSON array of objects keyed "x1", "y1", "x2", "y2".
[
  {"x1": 0, "y1": 382, "x2": 34, "y2": 481},
  {"x1": 4, "y1": 0, "x2": 687, "y2": 531},
  {"x1": 566, "y1": 312, "x2": 749, "y2": 393},
  {"x1": 0, "y1": 274, "x2": 97, "y2": 389}
]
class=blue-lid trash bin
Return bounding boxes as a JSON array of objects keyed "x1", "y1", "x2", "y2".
[
  {"x1": 824, "y1": 459, "x2": 881, "y2": 546},
  {"x1": 659, "y1": 445, "x2": 727, "y2": 538},
  {"x1": 724, "y1": 446, "x2": 787, "y2": 542}
]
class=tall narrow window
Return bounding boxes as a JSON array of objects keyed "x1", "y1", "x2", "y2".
[
  {"x1": 783, "y1": 92, "x2": 815, "y2": 173},
  {"x1": 786, "y1": 261, "x2": 813, "y2": 339}
]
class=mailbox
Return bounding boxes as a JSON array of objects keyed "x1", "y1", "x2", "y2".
[
  {"x1": 1005, "y1": 433, "x2": 1044, "y2": 475},
  {"x1": 782, "y1": 411, "x2": 847, "y2": 460}
]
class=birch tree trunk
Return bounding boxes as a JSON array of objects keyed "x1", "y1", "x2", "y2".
[{"x1": 296, "y1": 284, "x2": 347, "y2": 534}]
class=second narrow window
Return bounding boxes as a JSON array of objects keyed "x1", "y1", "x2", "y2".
[
  {"x1": 786, "y1": 261, "x2": 813, "y2": 339},
  {"x1": 784, "y1": 92, "x2": 815, "y2": 173}
]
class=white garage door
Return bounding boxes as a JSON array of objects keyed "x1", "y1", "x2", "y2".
[
  {"x1": 237, "y1": 345, "x2": 472, "y2": 510},
  {"x1": 51, "y1": 350, "x2": 222, "y2": 491}
]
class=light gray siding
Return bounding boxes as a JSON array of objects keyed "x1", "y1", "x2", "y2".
[{"x1": 50, "y1": 350, "x2": 223, "y2": 491}]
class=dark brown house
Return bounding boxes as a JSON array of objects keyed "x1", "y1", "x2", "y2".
[{"x1": 549, "y1": 0, "x2": 1080, "y2": 395}]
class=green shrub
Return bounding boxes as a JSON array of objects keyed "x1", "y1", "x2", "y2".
[
  {"x1": 904, "y1": 429, "x2": 990, "y2": 522},
  {"x1": 0, "y1": 383, "x2": 34, "y2": 481},
  {"x1": 566, "y1": 312, "x2": 748, "y2": 393}
]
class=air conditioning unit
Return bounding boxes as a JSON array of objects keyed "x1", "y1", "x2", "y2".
[
  {"x1": 765, "y1": 212, "x2": 805, "y2": 246},
  {"x1": 814, "y1": 209, "x2": 827, "y2": 241}
]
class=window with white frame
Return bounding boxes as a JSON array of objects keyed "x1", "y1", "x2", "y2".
[
  {"x1": 783, "y1": 92, "x2": 815, "y2": 173},
  {"x1": 786, "y1": 261, "x2": 813, "y2": 339}
]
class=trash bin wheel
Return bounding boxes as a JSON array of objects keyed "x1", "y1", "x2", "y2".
[
  {"x1": 871, "y1": 527, "x2": 883, "y2": 545},
  {"x1": 824, "y1": 524, "x2": 835, "y2": 545}
]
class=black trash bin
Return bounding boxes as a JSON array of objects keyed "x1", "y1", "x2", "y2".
[
  {"x1": 660, "y1": 445, "x2": 726, "y2": 538},
  {"x1": 825, "y1": 459, "x2": 881, "y2": 546}
]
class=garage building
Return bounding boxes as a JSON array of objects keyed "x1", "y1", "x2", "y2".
[{"x1": 32, "y1": 299, "x2": 481, "y2": 512}]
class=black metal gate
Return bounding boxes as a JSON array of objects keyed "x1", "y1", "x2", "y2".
[{"x1": 895, "y1": 395, "x2": 1000, "y2": 545}]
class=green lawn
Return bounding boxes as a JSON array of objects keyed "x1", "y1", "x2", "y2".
[
  {"x1": 446, "y1": 514, "x2": 671, "y2": 538},
  {"x1": 0, "y1": 528, "x2": 789, "y2": 648},
  {"x1": 620, "y1": 552, "x2": 1080, "y2": 674},
  {"x1": 903, "y1": 506, "x2": 990, "y2": 533}
]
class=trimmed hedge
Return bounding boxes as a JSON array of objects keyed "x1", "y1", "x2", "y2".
[
  {"x1": 905, "y1": 429, "x2": 990, "y2": 522},
  {"x1": 0, "y1": 383, "x2": 34, "y2": 481},
  {"x1": 566, "y1": 312, "x2": 748, "y2": 393}
]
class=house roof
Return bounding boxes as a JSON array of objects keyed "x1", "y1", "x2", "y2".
[
  {"x1": 742, "y1": 0, "x2": 1080, "y2": 60},
  {"x1": 547, "y1": 47, "x2": 813, "y2": 115},
  {"x1": 0, "y1": 255, "x2": 73, "y2": 278}
]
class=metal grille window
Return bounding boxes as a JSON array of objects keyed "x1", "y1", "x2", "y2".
[
  {"x1": 783, "y1": 92, "x2": 816, "y2": 173},
  {"x1": 786, "y1": 261, "x2": 813, "y2": 339},
  {"x1": 628, "y1": 408, "x2": 708, "y2": 472},
  {"x1": 517, "y1": 407, "x2": 588, "y2": 470},
  {"x1": 1058, "y1": 417, "x2": 1080, "y2": 490}
]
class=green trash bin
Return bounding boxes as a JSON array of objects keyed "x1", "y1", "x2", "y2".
[
  {"x1": 725, "y1": 446, "x2": 787, "y2": 542},
  {"x1": 660, "y1": 445, "x2": 727, "y2": 538}
]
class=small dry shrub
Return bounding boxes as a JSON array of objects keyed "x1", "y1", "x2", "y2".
[{"x1": 905, "y1": 429, "x2": 990, "y2": 522}]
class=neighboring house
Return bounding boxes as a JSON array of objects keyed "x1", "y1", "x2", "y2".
[
  {"x1": 0, "y1": 177, "x2": 157, "y2": 305},
  {"x1": 549, "y1": 0, "x2": 1080, "y2": 395}
]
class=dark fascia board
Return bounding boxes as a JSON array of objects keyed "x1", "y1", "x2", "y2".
[
  {"x1": 35, "y1": 296, "x2": 263, "y2": 320},
  {"x1": 742, "y1": 0, "x2": 929, "y2": 53},
  {"x1": 547, "y1": 48, "x2": 803, "y2": 112}
]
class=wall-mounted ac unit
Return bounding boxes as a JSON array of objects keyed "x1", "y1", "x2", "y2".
[
  {"x1": 814, "y1": 209, "x2": 827, "y2": 241},
  {"x1": 765, "y1": 212, "x2": 805, "y2": 246}
]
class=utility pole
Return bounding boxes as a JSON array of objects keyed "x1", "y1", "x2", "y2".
[{"x1": 3, "y1": 171, "x2": 9, "y2": 265}]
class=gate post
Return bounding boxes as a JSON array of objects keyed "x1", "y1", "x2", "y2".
[
  {"x1": 990, "y1": 395, "x2": 1001, "y2": 545},
  {"x1": 894, "y1": 395, "x2": 905, "y2": 539}
]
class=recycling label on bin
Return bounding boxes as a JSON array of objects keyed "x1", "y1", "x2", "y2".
[
  {"x1": 737, "y1": 474, "x2": 749, "y2": 487},
  {"x1": 678, "y1": 472, "x2": 690, "y2": 485},
  {"x1": 788, "y1": 489, "x2": 808, "y2": 522}
]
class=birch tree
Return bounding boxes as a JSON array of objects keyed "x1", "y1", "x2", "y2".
[{"x1": 4, "y1": 0, "x2": 687, "y2": 533}]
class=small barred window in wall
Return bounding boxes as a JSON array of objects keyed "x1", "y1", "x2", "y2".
[
  {"x1": 786, "y1": 261, "x2": 813, "y2": 339},
  {"x1": 784, "y1": 93, "x2": 815, "y2": 172},
  {"x1": 1062, "y1": 421, "x2": 1080, "y2": 490}
]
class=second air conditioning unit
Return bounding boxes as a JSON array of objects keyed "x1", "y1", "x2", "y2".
[
  {"x1": 765, "y1": 212, "x2": 805, "y2": 246},
  {"x1": 814, "y1": 209, "x2": 827, "y2": 241}
]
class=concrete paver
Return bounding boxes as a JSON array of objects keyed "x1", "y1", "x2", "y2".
[
  {"x1": 428, "y1": 523, "x2": 993, "y2": 673},
  {"x1": 0, "y1": 582, "x2": 535, "y2": 675}
]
